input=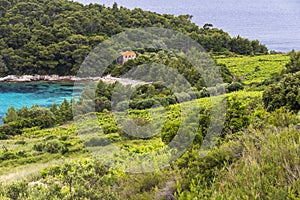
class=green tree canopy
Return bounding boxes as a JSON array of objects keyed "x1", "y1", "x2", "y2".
[{"x1": 0, "y1": 0, "x2": 268, "y2": 77}]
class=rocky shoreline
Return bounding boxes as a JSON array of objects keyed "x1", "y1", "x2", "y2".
[
  {"x1": 0, "y1": 75, "x2": 149, "y2": 85},
  {"x1": 0, "y1": 75, "x2": 101, "y2": 82}
]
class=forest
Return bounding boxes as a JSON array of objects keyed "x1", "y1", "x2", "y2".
[
  {"x1": 0, "y1": 0, "x2": 299, "y2": 199},
  {"x1": 0, "y1": 0, "x2": 267, "y2": 76}
]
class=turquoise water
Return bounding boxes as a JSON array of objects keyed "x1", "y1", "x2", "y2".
[
  {"x1": 1, "y1": 0, "x2": 299, "y2": 123},
  {"x1": 0, "y1": 82, "x2": 84, "y2": 124},
  {"x1": 78, "y1": 0, "x2": 300, "y2": 52}
]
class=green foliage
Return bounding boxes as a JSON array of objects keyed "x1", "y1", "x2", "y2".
[
  {"x1": 260, "y1": 51, "x2": 300, "y2": 87},
  {"x1": 1, "y1": 89, "x2": 299, "y2": 199},
  {"x1": 217, "y1": 54, "x2": 289, "y2": 84},
  {"x1": 175, "y1": 142, "x2": 241, "y2": 199},
  {"x1": 226, "y1": 82, "x2": 244, "y2": 92},
  {"x1": 83, "y1": 137, "x2": 110, "y2": 147},
  {"x1": 267, "y1": 107, "x2": 298, "y2": 128},
  {"x1": 223, "y1": 96, "x2": 251, "y2": 135},
  {"x1": 263, "y1": 72, "x2": 300, "y2": 112},
  {"x1": 0, "y1": 99, "x2": 73, "y2": 137},
  {"x1": 33, "y1": 139, "x2": 67, "y2": 154},
  {"x1": 1, "y1": 181, "x2": 28, "y2": 200},
  {"x1": 0, "y1": 0, "x2": 267, "y2": 77},
  {"x1": 285, "y1": 50, "x2": 300, "y2": 74},
  {"x1": 0, "y1": 150, "x2": 18, "y2": 161},
  {"x1": 176, "y1": 107, "x2": 300, "y2": 199},
  {"x1": 1, "y1": 159, "x2": 116, "y2": 199},
  {"x1": 2, "y1": 1, "x2": 293, "y2": 199},
  {"x1": 229, "y1": 36, "x2": 267, "y2": 55},
  {"x1": 212, "y1": 128, "x2": 300, "y2": 199},
  {"x1": 107, "y1": 50, "x2": 234, "y2": 90},
  {"x1": 2, "y1": 106, "x2": 18, "y2": 123}
]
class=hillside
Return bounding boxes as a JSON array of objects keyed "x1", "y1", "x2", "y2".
[
  {"x1": 0, "y1": 0, "x2": 267, "y2": 76},
  {"x1": 0, "y1": 87, "x2": 300, "y2": 199},
  {"x1": 216, "y1": 54, "x2": 290, "y2": 84},
  {"x1": 0, "y1": 0, "x2": 300, "y2": 199},
  {"x1": 0, "y1": 52, "x2": 300, "y2": 199}
]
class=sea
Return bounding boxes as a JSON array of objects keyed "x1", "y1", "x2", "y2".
[
  {"x1": 0, "y1": 0, "x2": 299, "y2": 123},
  {"x1": 0, "y1": 82, "x2": 83, "y2": 124},
  {"x1": 78, "y1": 0, "x2": 300, "y2": 52}
]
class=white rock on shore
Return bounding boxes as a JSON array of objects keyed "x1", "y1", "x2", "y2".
[
  {"x1": 0, "y1": 75, "x2": 151, "y2": 86},
  {"x1": 0, "y1": 75, "x2": 102, "y2": 82}
]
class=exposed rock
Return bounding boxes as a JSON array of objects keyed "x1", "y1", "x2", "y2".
[
  {"x1": 0, "y1": 75, "x2": 102, "y2": 82},
  {"x1": 0, "y1": 75, "x2": 151, "y2": 87}
]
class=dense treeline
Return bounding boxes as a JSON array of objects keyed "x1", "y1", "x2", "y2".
[
  {"x1": 74, "y1": 50, "x2": 243, "y2": 113},
  {"x1": 263, "y1": 51, "x2": 300, "y2": 111},
  {"x1": 0, "y1": 0, "x2": 267, "y2": 76},
  {"x1": 0, "y1": 99, "x2": 73, "y2": 138},
  {"x1": 75, "y1": 79, "x2": 243, "y2": 114},
  {"x1": 106, "y1": 50, "x2": 236, "y2": 88}
]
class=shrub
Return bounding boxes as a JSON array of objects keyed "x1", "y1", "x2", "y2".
[
  {"x1": 0, "y1": 151, "x2": 18, "y2": 161},
  {"x1": 84, "y1": 137, "x2": 110, "y2": 147},
  {"x1": 227, "y1": 82, "x2": 244, "y2": 92},
  {"x1": 263, "y1": 72, "x2": 300, "y2": 112},
  {"x1": 44, "y1": 140, "x2": 64, "y2": 154},
  {"x1": 33, "y1": 140, "x2": 66, "y2": 154},
  {"x1": 15, "y1": 140, "x2": 26, "y2": 145},
  {"x1": 3, "y1": 181, "x2": 28, "y2": 200}
]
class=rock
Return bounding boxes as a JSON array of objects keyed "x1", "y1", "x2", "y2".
[
  {"x1": 0, "y1": 75, "x2": 101, "y2": 82},
  {"x1": 0, "y1": 75, "x2": 149, "y2": 86}
]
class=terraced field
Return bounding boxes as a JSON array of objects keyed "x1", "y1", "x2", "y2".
[{"x1": 216, "y1": 54, "x2": 289, "y2": 84}]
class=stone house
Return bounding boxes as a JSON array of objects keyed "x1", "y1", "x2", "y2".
[{"x1": 116, "y1": 51, "x2": 136, "y2": 65}]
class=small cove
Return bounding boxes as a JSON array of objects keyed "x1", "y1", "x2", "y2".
[{"x1": 0, "y1": 82, "x2": 84, "y2": 124}]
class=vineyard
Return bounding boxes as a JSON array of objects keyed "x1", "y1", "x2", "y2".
[{"x1": 216, "y1": 54, "x2": 290, "y2": 84}]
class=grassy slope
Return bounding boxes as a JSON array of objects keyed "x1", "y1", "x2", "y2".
[
  {"x1": 2, "y1": 55, "x2": 299, "y2": 199},
  {"x1": 0, "y1": 90, "x2": 261, "y2": 184},
  {"x1": 0, "y1": 52, "x2": 271, "y2": 183},
  {"x1": 216, "y1": 54, "x2": 289, "y2": 84},
  {"x1": 0, "y1": 126, "x2": 88, "y2": 184}
]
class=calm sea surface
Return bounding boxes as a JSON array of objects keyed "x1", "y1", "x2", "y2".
[
  {"x1": 0, "y1": 82, "x2": 83, "y2": 124},
  {"x1": 78, "y1": 0, "x2": 300, "y2": 52}
]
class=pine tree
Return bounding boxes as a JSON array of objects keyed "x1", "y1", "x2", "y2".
[{"x1": 3, "y1": 106, "x2": 18, "y2": 124}]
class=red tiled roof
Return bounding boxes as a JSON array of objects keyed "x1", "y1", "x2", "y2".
[{"x1": 121, "y1": 51, "x2": 136, "y2": 56}]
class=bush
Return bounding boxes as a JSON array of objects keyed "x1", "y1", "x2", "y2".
[
  {"x1": 0, "y1": 133, "x2": 9, "y2": 139},
  {"x1": 33, "y1": 140, "x2": 66, "y2": 154},
  {"x1": 212, "y1": 129, "x2": 300, "y2": 199},
  {"x1": 3, "y1": 181, "x2": 28, "y2": 200},
  {"x1": 84, "y1": 137, "x2": 110, "y2": 147},
  {"x1": 0, "y1": 151, "x2": 18, "y2": 161},
  {"x1": 263, "y1": 72, "x2": 300, "y2": 112},
  {"x1": 227, "y1": 82, "x2": 244, "y2": 92},
  {"x1": 223, "y1": 96, "x2": 250, "y2": 135},
  {"x1": 15, "y1": 140, "x2": 26, "y2": 145}
]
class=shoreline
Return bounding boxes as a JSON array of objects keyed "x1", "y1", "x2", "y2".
[
  {"x1": 0, "y1": 75, "x2": 102, "y2": 83},
  {"x1": 0, "y1": 75, "x2": 149, "y2": 86}
]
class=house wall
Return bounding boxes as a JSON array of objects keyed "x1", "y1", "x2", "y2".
[{"x1": 117, "y1": 54, "x2": 136, "y2": 65}]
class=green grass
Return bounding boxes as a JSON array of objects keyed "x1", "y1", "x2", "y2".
[
  {"x1": 2, "y1": 90, "x2": 300, "y2": 199},
  {"x1": 0, "y1": 125, "x2": 88, "y2": 183},
  {"x1": 216, "y1": 54, "x2": 290, "y2": 84},
  {"x1": 0, "y1": 90, "x2": 262, "y2": 184},
  {"x1": 212, "y1": 127, "x2": 300, "y2": 199}
]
